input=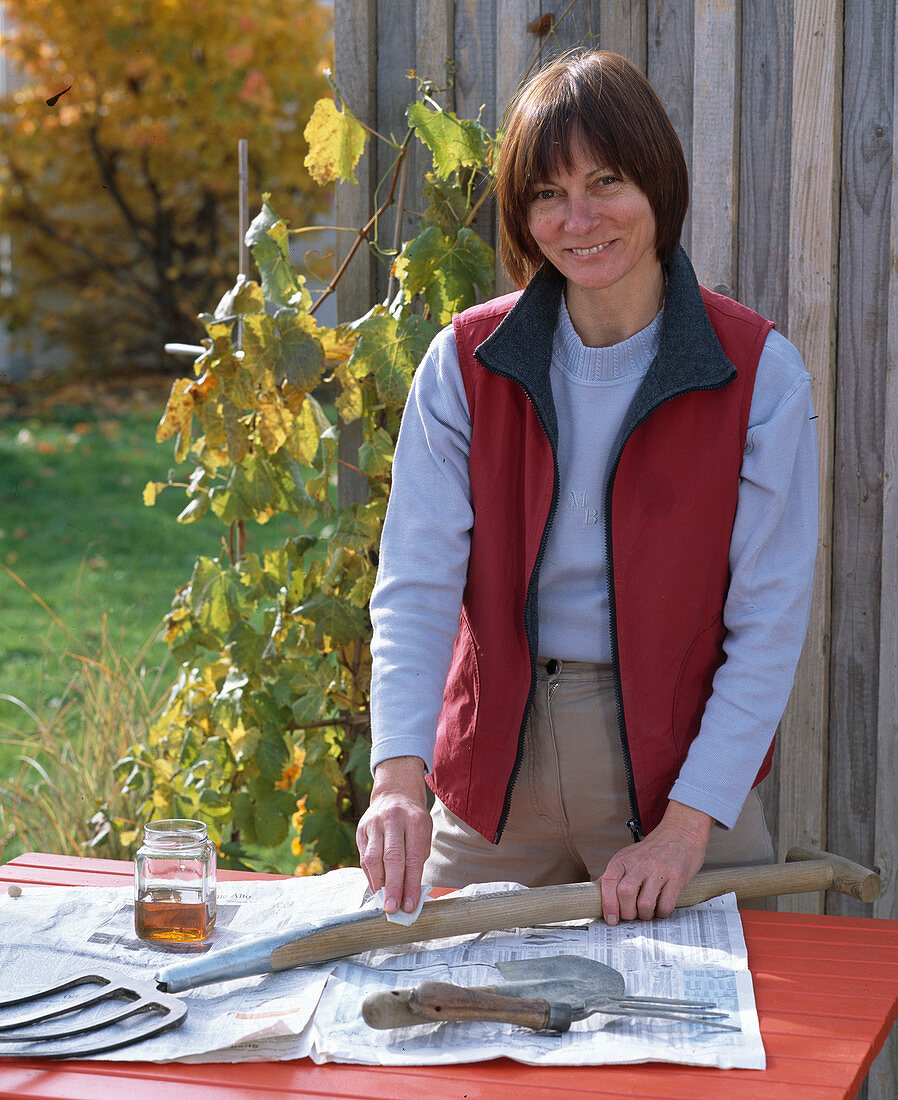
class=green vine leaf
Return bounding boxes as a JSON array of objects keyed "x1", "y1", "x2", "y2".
[
  {"x1": 297, "y1": 591, "x2": 369, "y2": 648},
  {"x1": 358, "y1": 427, "x2": 394, "y2": 478},
  {"x1": 300, "y1": 813, "x2": 356, "y2": 867},
  {"x1": 394, "y1": 225, "x2": 495, "y2": 324},
  {"x1": 347, "y1": 310, "x2": 439, "y2": 406},
  {"x1": 421, "y1": 174, "x2": 471, "y2": 235},
  {"x1": 275, "y1": 309, "x2": 325, "y2": 390},
  {"x1": 290, "y1": 663, "x2": 336, "y2": 725},
  {"x1": 407, "y1": 101, "x2": 489, "y2": 178},
  {"x1": 253, "y1": 787, "x2": 296, "y2": 847},
  {"x1": 247, "y1": 199, "x2": 310, "y2": 308},
  {"x1": 214, "y1": 275, "x2": 265, "y2": 320}
]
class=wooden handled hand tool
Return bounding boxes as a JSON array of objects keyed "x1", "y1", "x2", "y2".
[
  {"x1": 156, "y1": 846, "x2": 880, "y2": 992},
  {"x1": 2, "y1": 847, "x2": 879, "y2": 1058},
  {"x1": 361, "y1": 954, "x2": 741, "y2": 1033}
]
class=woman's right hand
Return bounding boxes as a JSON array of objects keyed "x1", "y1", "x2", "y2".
[{"x1": 356, "y1": 755, "x2": 432, "y2": 914}]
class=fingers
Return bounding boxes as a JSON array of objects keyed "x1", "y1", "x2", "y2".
[
  {"x1": 356, "y1": 760, "x2": 432, "y2": 914},
  {"x1": 601, "y1": 861, "x2": 674, "y2": 925},
  {"x1": 600, "y1": 859, "x2": 665, "y2": 924},
  {"x1": 598, "y1": 806, "x2": 713, "y2": 924},
  {"x1": 600, "y1": 864, "x2": 623, "y2": 926},
  {"x1": 374, "y1": 811, "x2": 431, "y2": 913}
]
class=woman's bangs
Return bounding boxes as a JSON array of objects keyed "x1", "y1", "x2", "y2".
[{"x1": 525, "y1": 107, "x2": 618, "y2": 192}]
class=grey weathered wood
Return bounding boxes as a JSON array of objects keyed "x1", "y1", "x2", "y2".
[
  {"x1": 416, "y1": 0, "x2": 455, "y2": 101},
  {"x1": 828, "y1": 0, "x2": 892, "y2": 924},
  {"x1": 598, "y1": 0, "x2": 647, "y2": 69},
  {"x1": 494, "y1": 0, "x2": 542, "y2": 294},
  {"x1": 409, "y1": 0, "x2": 455, "y2": 297},
  {"x1": 376, "y1": 0, "x2": 417, "y2": 301},
  {"x1": 454, "y1": 0, "x2": 499, "y2": 261},
  {"x1": 736, "y1": 0, "x2": 792, "y2": 322},
  {"x1": 334, "y1": 0, "x2": 377, "y2": 508},
  {"x1": 776, "y1": 0, "x2": 843, "y2": 914},
  {"x1": 647, "y1": 2, "x2": 695, "y2": 254},
  {"x1": 690, "y1": 0, "x2": 740, "y2": 297},
  {"x1": 454, "y1": 0, "x2": 499, "y2": 132},
  {"x1": 495, "y1": 0, "x2": 542, "y2": 115},
  {"x1": 543, "y1": 0, "x2": 599, "y2": 56},
  {"x1": 737, "y1": 0, "x2": 793, "y2": 851},
  {"x1": 871, "y1": 19, "x2": 898, "y2": 1100}
]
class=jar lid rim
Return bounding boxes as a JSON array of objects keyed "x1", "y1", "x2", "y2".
[{"x1": 143, "y1": 818, "x2": 207, "y2": 834}]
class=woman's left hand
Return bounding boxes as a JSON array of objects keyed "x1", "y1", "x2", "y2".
[{"x1": 599, "y1": 801, "x2": 714, "y2": 925}]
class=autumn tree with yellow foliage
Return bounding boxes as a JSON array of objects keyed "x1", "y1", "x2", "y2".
[{"x1": 0, "y1": 0, "x2": 331, "y2": 371}]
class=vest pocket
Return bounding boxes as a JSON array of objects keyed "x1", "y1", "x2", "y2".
[
  {"x1": 434, "y1": 611, "x2": 481, "y2": 796},
  {"x1": 670, "y1": 613, "x2": 726, "y2": 755}
]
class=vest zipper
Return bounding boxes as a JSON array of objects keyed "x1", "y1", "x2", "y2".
[
  {"x1": 604, "y1": 375, "x2": 736, "y2": 844},
  {"x1": 473, "y1": 351, "x2": 559, "y2": 844},
  {"x1": 603, "y1": 459, "x2": 643, "y2": 842}
]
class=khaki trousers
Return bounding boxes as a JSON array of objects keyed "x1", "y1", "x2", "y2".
[{"x1": 424, "y1": 660, "x2": 774, "y2": 905}]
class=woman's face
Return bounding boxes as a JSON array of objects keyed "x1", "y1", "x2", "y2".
[{"x1": 526, "y1": 140, "x2": 660, "y2": 306}]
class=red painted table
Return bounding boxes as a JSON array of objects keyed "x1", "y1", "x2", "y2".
[{"x1": 2, "y1": 852, "x2": 897, "y2": 1099}]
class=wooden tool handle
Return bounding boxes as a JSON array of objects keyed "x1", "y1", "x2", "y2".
[
  {"x1": 362, "y1": 988, "x2": 420, "y2": 1029},
  {"x1": 785, "y1": 846, "x2": 881, "y2": 901},
  {"x1": 410, "y1": 981, "x2": 570, "y2": 1032},
  {"x1": 363, "y1": 982, "x2": 552, "y2": 1030},
  {"x1": 676, "y1": 846, "x2": 880, "y2": 908},
  {"x1": 269, "y1": 848, "x2": 880, "y2": 972},
  {"x1": 271, "y1": 881, "x2": 603, "y2": 970}
]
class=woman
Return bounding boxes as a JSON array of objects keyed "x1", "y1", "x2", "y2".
[{"x1": 356, "y1": 50, "x2": 817, "y2": 926}]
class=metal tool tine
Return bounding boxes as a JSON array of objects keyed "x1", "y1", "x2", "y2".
[
  {"x1": 0, "y1": 972, "x2": 112, "y2": 1013},
  {"x1": 0, "y1": 967, "x2": 188, "y2": 1058},
  {"x1": 0, "y1": 977, "x2": 128, "y2": 1030},
  {"x1": 611, "y1": 1002, "x2": 742, "y2": 1031},
  {"x1": 618, "y1": 995, "x2": 718, "y2": 1010},
  {"x1": 1, "y1": 997, "x2": 173, "y2": 1041}
]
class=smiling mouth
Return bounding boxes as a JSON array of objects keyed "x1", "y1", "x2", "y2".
[{"x1": 568, "y1": 242, "x2": 611, "y2": 256}]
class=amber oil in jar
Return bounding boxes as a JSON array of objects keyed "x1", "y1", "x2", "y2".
[{"x1": 134, "y1": 819, "x2": 216, "y2": 943}]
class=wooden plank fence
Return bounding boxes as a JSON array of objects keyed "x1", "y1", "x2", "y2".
[{"x1": 334, "y1": 3, "x2": 898, "y2": 1094}]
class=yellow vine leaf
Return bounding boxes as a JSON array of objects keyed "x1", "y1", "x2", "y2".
[
  {"x1": 257, "y1": 395, "x2": 292, "y2": 454},
  {"x1": 226, "y1": 718, "x2": 259, "y2": 763},
  {"x1": 156, "y1": 378, "x2": 194, "y2": 443},
  {"x1": 303, "y1": 97, "x2": 367, "y2": 185},
  {"x1": 287, "y1": 397, "x2": 328, "y2": 465},
  {"x1": 143, "y1": 481, "x2": 165, "y2": 506},
  {"x1": 319, "y1": 326, "x2": 357, "y2": 364},
  {"x1": 331, "y1": 359, "x2": 363, "y2": 423}
]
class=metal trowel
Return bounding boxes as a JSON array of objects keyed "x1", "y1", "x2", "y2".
[{"x1": 361, "y1": 953, "x2": 739, "y2": 1033}]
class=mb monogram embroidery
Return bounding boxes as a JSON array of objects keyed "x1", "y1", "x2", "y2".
[{"x1": 569, "y1": 489, "x2": 599, "y2": 526}]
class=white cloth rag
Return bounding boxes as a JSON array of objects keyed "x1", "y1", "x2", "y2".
[{"x1": 368, "y1": 884, "x2": 433, "y2": 924}]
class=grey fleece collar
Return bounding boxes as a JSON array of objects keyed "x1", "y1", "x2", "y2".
[{"x1": 474, "y1": 246, "x2": 736, "y2": 451}]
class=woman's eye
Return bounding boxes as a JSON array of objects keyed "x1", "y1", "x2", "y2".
[{"x1": 532, "y1": 188, "x2": 556, "y2": 201}]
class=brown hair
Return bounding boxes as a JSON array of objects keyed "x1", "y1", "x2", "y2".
[{"x1": 495, "y1": 50, "x2": 689, "y2": 288}]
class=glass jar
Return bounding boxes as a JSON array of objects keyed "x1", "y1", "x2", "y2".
[{"x1": 134, "y1": 819, "x2": 216, "y2": 943}]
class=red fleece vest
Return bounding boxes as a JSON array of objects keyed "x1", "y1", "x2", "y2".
[{"x1": 427, "y1": 286, "x2": 775, "y2": 842}]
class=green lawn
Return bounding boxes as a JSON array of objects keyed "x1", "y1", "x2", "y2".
[
  {"x1": 0, "y1": 395, "x2": 288, "y2": 771},
  {"x1": 0, "y1": 382, "x2": 337, "y2": 871}
]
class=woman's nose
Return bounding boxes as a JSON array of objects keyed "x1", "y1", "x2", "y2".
[{"x1": 564, "y1": 194, "x2": 597, "y2": 233}]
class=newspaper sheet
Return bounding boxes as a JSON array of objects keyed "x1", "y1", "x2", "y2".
[{"x1": 0, "y1": 868, "x2": 765, "y2": 1069}]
